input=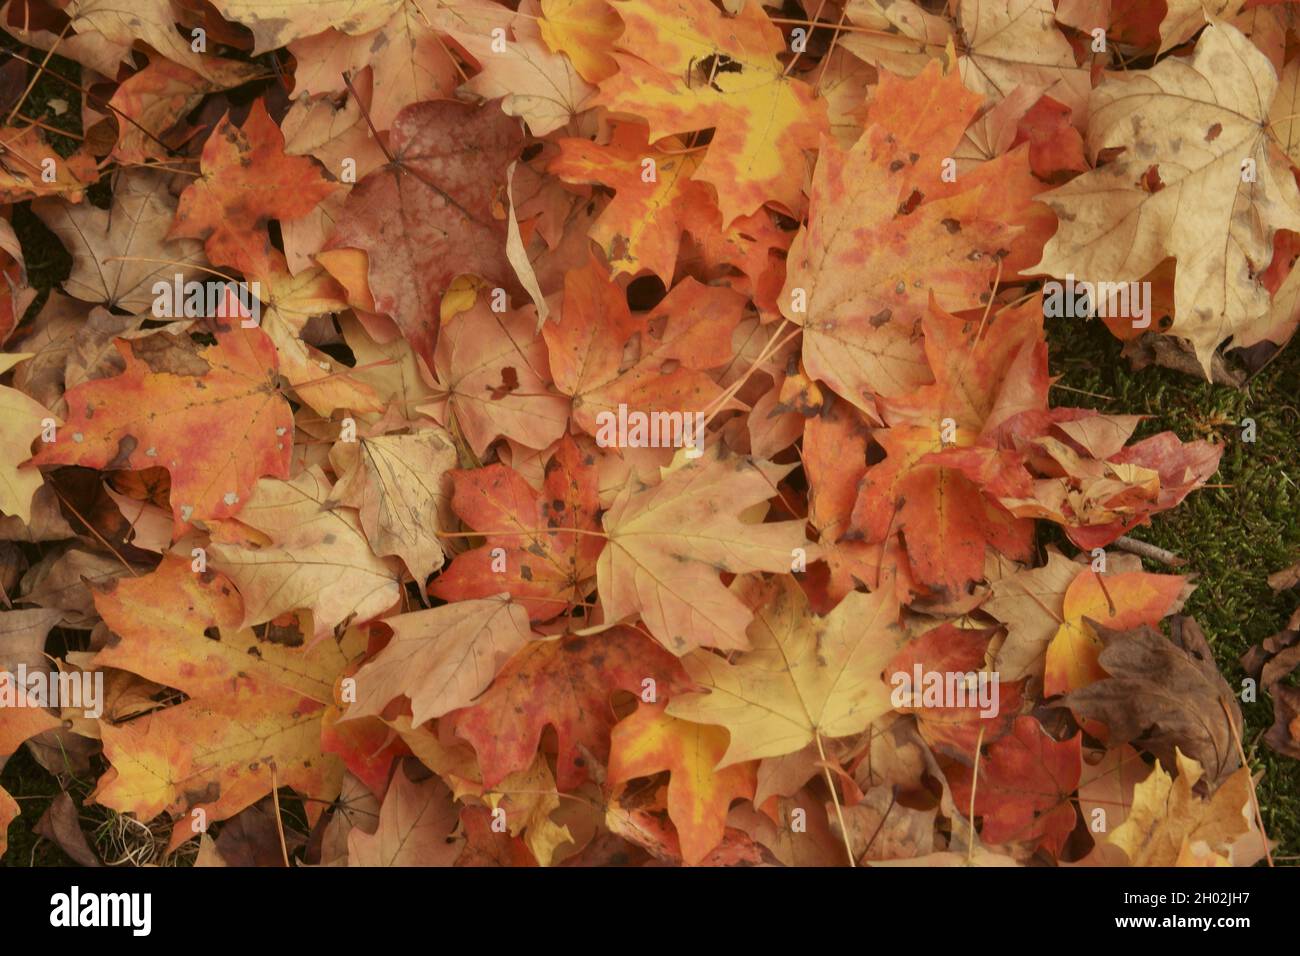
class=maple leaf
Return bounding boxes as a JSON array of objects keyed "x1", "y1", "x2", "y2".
[
  {"x1": 984, "y1": 548, "x2": 1189, "y2": 692},
  {"x1": 325, "y1": 100, "x2": 525, "y2": 365},
  {"x1": 170, "y1": 100, "x2": 337, "y2": 273},
  {"x1": 1076, "y1": 744, "x2": 1146, "y2": 851},
  {"x1": 1043, "y1": 566, "x2": 1188, "y2": 697},
  {"x1": 1241, "y1": 621, "x2": 1300, "y2": 761},
  {"x1": 780, "y1": 125, "x2": 1015, "y2": 408},
  {"x1": 1032, "y1": 21, "x2": 1300, "y2": 374},
  {"x1": 862, "y1": 62, "x2": 1057, "y2": 275},
  {"x1": 886, "y1": 621, "x2": 1023, "y2": 759},
  {"x1": 0, "y1": 125, "x2": 97, "y2": 203},
  {"x1": 803, "y1": 397, "x2": 882, "y2": 603},
  {"x1": 956, "y1": 0, "x2": 1092, "y2": 122},
  {"x1": 456, "y1": 806, "x2": 539, "y2": 867},
  {"x1": 66, "y1": 0, "x2": 263, "y2": 81},
  {"x1": 243, "y1": 248, "x2": 384, "y2": 417},
  {"x1": 449, "y1": 628, "x2": 688, "y2": 789},
  {"x1": 0, "y1": 218, "x2": 34, "y2": 345},
  {"x1": 330, "y1": 427, "x2": 458, "y2": 587},
  {"x1": 676, "y1": 205, "x2": 794, "y2": 317},
  {"x1": 345, "y1": 595, "x2": 533, "y2": 725},
  {"x1": 207, "y1": 466, "x2": 402, "y2": 642},
  {"x1": 454, "y1": 22, "x2": 597, "y2": 136},
  {"x1": 839, "y1": 0, "x2": 953, "y2": 78},
  {"x1": 425, "y1": 297, "x2": 570, "y2": 456},
  {"x1": 1062, "y1": 617, "x2": 1243, "y2": 785},
  {"x1": 549, "y1": 124, "x2": 715, "y2": 282},
  {"x1": 594, "y1": 0, "x2": 828, "y2": 225},
  {"x1": 543, "y1": 256, "x2": 746, "y2": 438},
  {"x1": 1159, "y1": 1, "x2": 1245, "y2": 53},
  {"x1": 598, "y1": 444, "x2": 815, "y2": 654},
  {"x1": 31, "y1": 327, "x2": 292, "y2": 533},
  {"x1": 666, "y1": 577, "x2": 906, "y2": 765},
  {"x1": 209, "y1": 0, "x2": 405, "y2": 54},
  {"x1": 0, "y1": 607, "x2": 65, "y2": 754},
  {"x1": 288, "y1": 9, "x2": 460, "y2": 132},
  {"x1": 90, "y1": 557, "x2": 360, "y2": 846},
  {"x1": 107, "y1": 58, "x2": 225, "y2": 166},
  {"x1": 998, "y1": 429, "x2": 1224, "y2": 548},
  {"x1": 475, "y1": 753, "x2": 574, "y2": 866},
  {"x1": 3, "y1": 0, "x2": 1295, "y2": 873},
  {"x1": 34, "y1": 170, "x2": 207, "y2": 313},
  {"x1": 0, "y1": 356, "x2": 54, "y2": 524},
  {"x1": 945, "y1": 716, "x2": 1082, "y2": 856},
  {"x1": 1015, "y1": 95, "x2": 1090, "y2": 182},
  {"x1": 430, "y1": 434, "x2": 603, "y2": 619},
  {"x1": 1104, "y1": 749, "x2": 1255, "y2": 866},
  {"x1": 850, "y1": 299, "x2": 1044, "y2": 601},
  {"x1": 836, "y1": 786, "x2": 939, "y2": 863},
  {"x1": 608, "y1": 700, "x2": 756, "y2": 865},
  {"x1": 538, "y1": 0, "x2": 622, "y2": 83},
  {"x1": 348, "y1": 763, "x2": 465, "y2": 866}
]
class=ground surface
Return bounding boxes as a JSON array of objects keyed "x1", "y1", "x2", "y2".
[{"x1": 2, "y1": 41, "x2": 1297, "y2": 866}]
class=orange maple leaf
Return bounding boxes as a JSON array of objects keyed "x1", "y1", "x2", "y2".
[{"x1": 170, "y1": 99, "x2": 337, "y2": 272}]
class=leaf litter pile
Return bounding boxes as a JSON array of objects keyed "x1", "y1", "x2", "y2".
[{"x1": 0, "y1": 0, "x2": 1298, "y2": 869}]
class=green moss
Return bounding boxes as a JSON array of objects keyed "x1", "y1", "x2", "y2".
[{"x1": 1046, "y1": 315, "x2": 1300, "y2": 861}]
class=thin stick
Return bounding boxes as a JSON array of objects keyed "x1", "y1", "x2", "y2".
[
  {"x1": 270, "y1": 765, "x2": 292, "y2": 867},
  {"x1": 102, "y1": 255, "x2": 245, "y2": 284},
  {"x1": 434, "y1": 527, "x2": 607, "y2": 540},
  {"x1": 966, "y1": 724, "x2": 986, "y2": 865},
  {"x1": 1050, "y1": 382, "x2": 1115, "y2": 401},
  {"x1": 1113, "y1": 535, "x2": 1187, "y2": 568},
  {"x1": 1220, "y1": 698, "x2": 1273, "y2": 867},
  {"x1": 49, "y1": 485, "x2": 140, "y2": 577},
  {"x1": 769, "y1": 17, "x2": 911, "y2": 38},
  {"x1": 99, "y1": 159, "x2": 204, "y2": 178},
  {"x1": 342, "y1": 72, "x2": 398, "y2": 165},
  {"x1": 2, "y1": 46, "x2": 180, "y2": 157},
  {"x1": 815, "y1": 731, "x2": 855, "y2": 867},
  {"x1": 812, "y1": 8, "x2": 850, "y2": 97},
  {"x1": 783, "y1": 0, "x2": 828, "y2": 77},
  {"x1": 5, "y1": 20, "x2": 71, "y2": 126},
  {"x1": 1093, "y1": 569, "x2": 1118, "y2": 616},
  {"x1": 13, "y1": 114, "x2": 84, "y2": 141}
]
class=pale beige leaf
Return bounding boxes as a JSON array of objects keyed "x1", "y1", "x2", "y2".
[
  {"x1": 1160, "y1": 1, "x2": 1244, "y2": 53},
  {"x1": 346, "y1": 596, "x2": 532, "y2": 725},
  {"x1": 984, "y1": 548, "x2": 1076, "y2": 681},
  {"x1": 597, "y1": 445, "x2": 816, "y2": 654},
  {"x1": 347, "y1": 764, "x2": 464, "y2": 866},
  {"x1": 1031, "y1": 21, "x2": 1300, "y2": 374},
  {"x1": 33, "y1": 171, "x2": 208, "y2": 313},
  {"x1": 666, "y1": 577, "x2": 905, "y2": 765},
  {"x1": 208, "y1": 466, "x2": 402, "y2": 641},
  {"x1": 957, "y1": 0, "x2": 1091, "y2": 122},
  {"x1": 330, "y1": 428, "x2": 457, "y2": 585}
]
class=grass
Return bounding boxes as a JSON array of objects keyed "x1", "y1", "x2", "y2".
[{"x1": 1045, "y1": 316, "x2": 1300, "y2": 860}]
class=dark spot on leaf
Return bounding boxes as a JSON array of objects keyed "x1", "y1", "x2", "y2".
[
  {"x1": 106, "y1": 434, "x2": 138, "y2": 470},
  {"x1": 488, "y1": 366, "x2": 520, "y2": 400}
]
